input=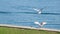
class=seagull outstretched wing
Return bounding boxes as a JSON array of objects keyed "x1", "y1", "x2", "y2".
[
  {"x1": 33, "y1": 8, "x2": 40, "y2": 12},
  {"x1": 33, "y1": 7, "x2": 47, "y2": 11}
]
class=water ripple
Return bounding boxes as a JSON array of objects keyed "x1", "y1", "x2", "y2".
[
  {"x1": 0, "y1": 11, "x2": 60, "y2": 15},
  {"x1": 16, "y1": 12, "x2": 60, "y2": 15}
]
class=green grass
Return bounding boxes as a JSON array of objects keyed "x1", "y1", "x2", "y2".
[{"x1": 0, "y1": 27, "x2": 60, "y2": 34}]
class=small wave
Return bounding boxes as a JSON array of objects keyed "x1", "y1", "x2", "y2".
[
  {"x1": 0, "y1": 11, "x2": 60, "y2": 15},
  {"x1": 42, "y1": 13, "x2": 60, "y2": 15},
  {"x1": 17, "y1": 12, "x2": 60, "y2": 15},
  {"x1": 0, "y1": 11, "x2": 12, "y2": 14}
]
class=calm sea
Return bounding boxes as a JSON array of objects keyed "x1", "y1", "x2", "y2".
[{"x1": 0, "y1": 0, "x2": 60, "y2": 29}]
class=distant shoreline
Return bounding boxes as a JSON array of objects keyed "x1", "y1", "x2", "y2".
[{"x1": 0, "y1": 24, "x2": 60, "y2": 32}]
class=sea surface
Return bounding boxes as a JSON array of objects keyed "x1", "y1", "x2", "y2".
[{"x1": 0, "y1": 0, "x2": 60, "y2": 29}]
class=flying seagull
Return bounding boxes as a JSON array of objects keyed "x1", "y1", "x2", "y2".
[
  {"x1": 33, "y1": 7, "x2": 47, "y2": 14},
  {"x1": 34, "y1": 21, "x2": 47, "y2": 28}
]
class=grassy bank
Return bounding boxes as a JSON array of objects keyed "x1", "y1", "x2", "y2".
[{"x1": 0, "y1": 27, "x2": 60, "y2": 34}]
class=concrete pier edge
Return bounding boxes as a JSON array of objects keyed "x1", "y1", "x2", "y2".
[{"x1": 0, "y1": 24, "x2": 60, "y2": 32}]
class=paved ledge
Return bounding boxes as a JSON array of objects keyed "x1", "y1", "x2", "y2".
[{"x1": 0, "y1": 24, "x2": 60, "y2": 32}]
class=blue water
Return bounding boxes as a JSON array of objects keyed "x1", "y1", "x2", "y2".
[{"x1": 0, "y1": 0, "x2": 60, "y2": 29}]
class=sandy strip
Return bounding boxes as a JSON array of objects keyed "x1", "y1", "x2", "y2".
[{"x1": 0, "y1": 24, "x2": 60, "y2": 32}]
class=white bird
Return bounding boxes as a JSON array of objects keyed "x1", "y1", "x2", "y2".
[
  {"x1": 33, "y1": 8, "x2": 42, "y2": 14},
  {"x1": 33, "y1": 7, "x2": 47, "y2": 14},
  {"x1": 34, "y1": 21, "x2": 47, "y2": 27}
]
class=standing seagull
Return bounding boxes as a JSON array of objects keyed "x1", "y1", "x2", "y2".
[{"x1": 33, "y1": 7, "x2": 47, "y2": 14}]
